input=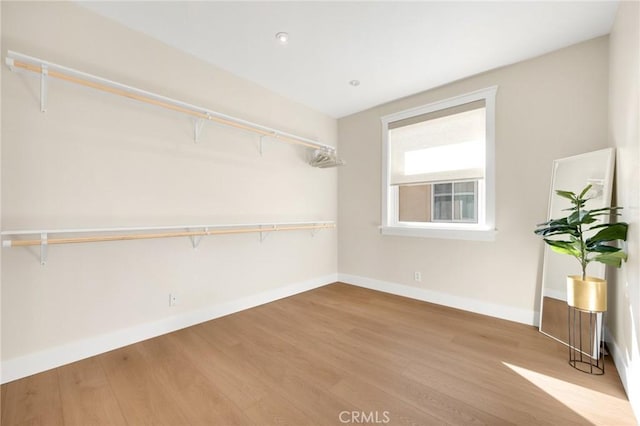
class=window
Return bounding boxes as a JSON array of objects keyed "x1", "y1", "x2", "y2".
[
  {"x1": 432, "y1": 181, "x2": 478, "y2": 223},
  {"x1": 381, "y1": 86, "x2": 497, "y2": 240}
]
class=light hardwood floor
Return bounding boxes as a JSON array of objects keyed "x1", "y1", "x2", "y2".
[{"x1": 1, "y1": 283, "x2": 636, "y2": 425}]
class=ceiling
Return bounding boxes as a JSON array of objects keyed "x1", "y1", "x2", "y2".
[{"x1": 78, "y1": 1, "x2": 619, "y2": 118}]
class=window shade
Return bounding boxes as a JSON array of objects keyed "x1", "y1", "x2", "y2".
[{"x1": 389, "y1": 100, "x2": 486, "y2": 186}]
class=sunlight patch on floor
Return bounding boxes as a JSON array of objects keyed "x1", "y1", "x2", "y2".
[{"x1": 502, "y1": 362, "x2": 636, "y2": 425}]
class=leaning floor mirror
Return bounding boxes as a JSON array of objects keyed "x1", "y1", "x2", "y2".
[{"x1": 538, "y1": 148, "x2": 615, "y2": 355}]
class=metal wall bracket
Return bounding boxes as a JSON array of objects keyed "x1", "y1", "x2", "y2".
[
  {"x1": 6, "y1": 57, "x2": 15, "y2": 71},
  {"x1": 40, "y1": 233, "x2": 48, "y2": 266},
  {"x1": 259, "y1": 132, "x2": 278, "y2": 156},
  {"x1": 260, "y1": 225, "x2": 276, "y2": 242},
  {"x1": 40, "y1": 65, "x2": 48, "y2": 113},
  {"x1": 188, "y1": 228, "x2": 206, "y2": 249},
  {"x1": 259, "y1": 135, "x2": 266, "y2": 156},
  {"x1": 193, "y1": 115, "x2": 209, "y2": 143}
]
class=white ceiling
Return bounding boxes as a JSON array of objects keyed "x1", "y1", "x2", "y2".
[{"x1": 78, "y1": 1, "x2": 619, "y2": 118}]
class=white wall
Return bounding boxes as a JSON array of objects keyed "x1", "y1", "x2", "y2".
[
  {"x1": 1, "y1": 1, "x2": 337, "y2": 382},
  {"x1": 338, "y1": 37, "x2": 610, "y2": 324},
  {"x1": 0, "y1": 0, "x2": 3, "y2": 379},
  {"x1": 608, "y1": 0, "x2": 640, "y2": 419}
]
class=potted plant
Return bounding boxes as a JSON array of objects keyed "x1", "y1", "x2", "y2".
[{"x1": 534, "y1": 184, "x2": 628, "y2": 312}]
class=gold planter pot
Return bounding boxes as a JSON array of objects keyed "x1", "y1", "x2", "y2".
[{"x1": 566, "y1": 275, "x2": 607, "y2": 312}]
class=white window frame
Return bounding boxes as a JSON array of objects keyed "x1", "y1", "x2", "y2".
[{"x1": 380, "y1": 86, "x2": 497, "y2": 241}]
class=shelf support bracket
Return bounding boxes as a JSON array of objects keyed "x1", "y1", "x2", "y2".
[
  {"x1": 189, "y1": 228, "x2": 206, "y2": 249},
  {"x1": 259, "y1": 132, "x2": 278, "y2": 156},
  {"x1": 259, "y1": 135, "x2": 266, "y2": 156},
  {"x1": 193, "y1": 116, "x2": 208, "y2": 143},
  {"x1": 40, "y1": 233, "x2": 48, "y2": 266},
  {"x1": 5, "y1": 57, "x2": 15, "y2": 72},
  {"x1": 260, "y1": 225, "x2": 276, "y2": 242},
  {"x1": 40, "y1": 65, "x2": 48, "y2": 113}
]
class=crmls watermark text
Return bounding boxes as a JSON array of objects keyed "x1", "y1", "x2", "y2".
[{"x1": 339, "y1": 410, "x2": 391, "y2": 424}]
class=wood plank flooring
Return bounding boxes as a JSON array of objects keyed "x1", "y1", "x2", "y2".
[{"x1": 1, "y1": 283, "x2": 636, "y2": 425}]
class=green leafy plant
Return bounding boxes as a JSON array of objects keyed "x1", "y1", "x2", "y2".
[{"x1": 534, "y1": 184, "x2": 628, "y2": 280}]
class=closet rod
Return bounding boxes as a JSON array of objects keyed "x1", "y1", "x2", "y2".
[
  {"x1": 2, "y1": 222, "x2": 335, "y2": 247},
  {"x1": 5, "y1": 50, "x2": 334, "y2": 152}
]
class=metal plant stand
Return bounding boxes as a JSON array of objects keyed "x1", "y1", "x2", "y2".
[{"x1": 568, "y1": 305, "x2": 605, "y2": 375}]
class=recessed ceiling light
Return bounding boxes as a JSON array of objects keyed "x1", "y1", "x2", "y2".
[
  {"x1": 275, "y1": 32, "x2": 289, "y2": 45},
  {"x1": 349, "y1": 80, "x2": 360, "y2": 87}
]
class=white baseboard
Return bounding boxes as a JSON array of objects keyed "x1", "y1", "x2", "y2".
[
  {"x1": 542, "y1": 288, "x2": 566, "y2": 301},
  {"x1": 1, "y1": 274, "x2": 338, "y2": 384},
  {"x1": 606, "y1": 328, "x2": 640, "y2": 423},
  {"x1": 339, "y1": 273, "x2": 538, "y2": 326}
]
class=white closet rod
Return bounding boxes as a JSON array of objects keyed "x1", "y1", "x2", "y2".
[
  {"x1": 2, "y1": 221, "x2": 335, "y2": 265},
  {"x1": 1, "y1": 221, "x2": 335, "y2": 246},
  {"x1": 5, "y1": 50, "x2": 335, "y2": 152}
]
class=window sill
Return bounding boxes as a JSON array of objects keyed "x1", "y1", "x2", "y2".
[{"x1": 380, "y1": 224, "x2": 497, "y2": 241}]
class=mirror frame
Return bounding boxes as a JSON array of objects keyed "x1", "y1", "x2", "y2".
[{"x1": 538, "y1": 148, "x2": 615, "y2": 349}]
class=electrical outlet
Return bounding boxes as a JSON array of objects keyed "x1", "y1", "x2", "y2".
[
  {"x1": 414, "y1": 271, "x2": 422, "y2": 282},
  {"x1": 169, "y1": 293, "x2": 178, "y2": 307}
]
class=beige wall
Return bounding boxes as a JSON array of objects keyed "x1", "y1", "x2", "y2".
[
  {"x1": 1, "y1": 1, "x2": 337, "y2": 376},
  {"x1": 338, "y1": 36, "x2": 610, "y2": 322},
  {"x1": 608, "y1": 0, "x2": 640, "y2": 417}
]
